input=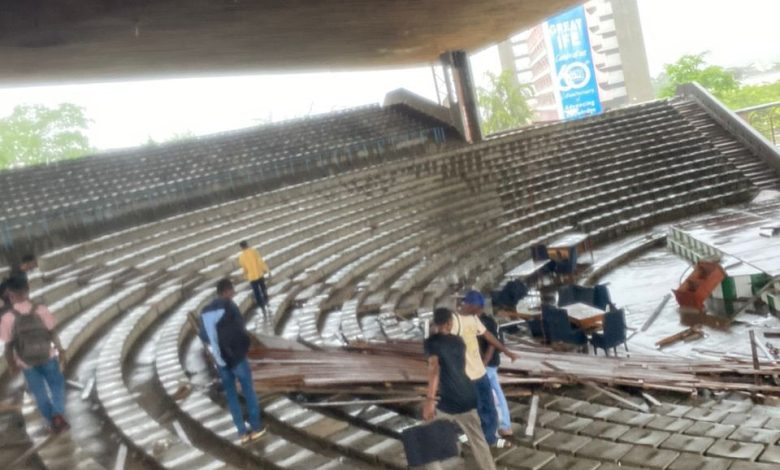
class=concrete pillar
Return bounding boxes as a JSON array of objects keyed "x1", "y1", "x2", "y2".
[{"x1": 442, "y1": 50, "x2": 483, "y2": 143}]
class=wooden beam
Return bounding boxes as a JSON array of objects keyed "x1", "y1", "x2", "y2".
[{"x1": 525, "y1": 394, "x2": 539, "y2": 437}]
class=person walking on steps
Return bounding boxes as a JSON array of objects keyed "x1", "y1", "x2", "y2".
[
  {"x1": 478, "y1": 306, "x2": 513, "y2": 438},
  {"x1": 456, "y1": 290, "x2": 516, "y2": 449},
  {"x1": 0, "y1": 275, "x2": 69, "y2": 433},
  {"x1": 1, "y1": 254, "x2": 38, "y2": 313},
  {"x1": 199, "y1": 278, "x2": 267, "y2": 444},
  {"x1": 238, "y1": 241, "x2": 270, "y2": 317},
  {"x1": 423, "y1": 307, "x2": 496, "y2": 470}
]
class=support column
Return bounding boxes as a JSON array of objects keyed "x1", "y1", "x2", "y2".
[{"x1": 442, "y1": 50, "x2": 483, "y2": 143}]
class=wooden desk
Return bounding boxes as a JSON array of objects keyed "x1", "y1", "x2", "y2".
[{"x1": 564, "y1": 303, "x2": 605, "y2": 330}]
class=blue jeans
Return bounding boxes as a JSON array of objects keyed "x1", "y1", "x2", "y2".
[
  {"x1": 218, "y1": 358, "x2": 262, "y2": 436},
  {"x1": 23, "y1": 357, "x2": 66, "y2": 425},
  {"x1": 473, "y1": 374, "x2": 498, "y2": 445},
  {"x1": 485, "y1": 366, "x2": 511, "y2": 432}
]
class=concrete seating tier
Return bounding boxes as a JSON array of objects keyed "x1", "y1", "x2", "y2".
[
  {"x1": 672, "y1": 100, "x2": 780, "y2": 190},
  {"x1": 498, "y1": 387, "x2": 780, "y2": 470},
  {"x1": 2, "y1": 104, "x2": 453, "y2": 259}
]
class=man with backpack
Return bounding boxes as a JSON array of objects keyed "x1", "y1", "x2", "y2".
[
  {"x1": 0, "y1": 275, "x2": 69, "y2": 433},
  {"x1": 199, "y1": 278, "x2": 266, "y2": 444},
  {"x1": 238, "y1": 241, "x2": 270, "y2": 317}
]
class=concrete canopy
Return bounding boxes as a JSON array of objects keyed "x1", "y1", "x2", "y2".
[{"x1": 0, "y1": 0, "x2": 578, "y2": 85}]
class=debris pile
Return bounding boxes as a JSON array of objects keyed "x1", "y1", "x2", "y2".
[{"x1": 248, "y1": 339, "x2": 780, "y2": 398}]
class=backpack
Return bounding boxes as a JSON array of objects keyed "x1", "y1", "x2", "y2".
[
  {"x1": 216, "y1": 306, "x2": 250, "y2": 369},
  {"x1": 11, "y1": 305, "x2": 52, "y2": 367}
]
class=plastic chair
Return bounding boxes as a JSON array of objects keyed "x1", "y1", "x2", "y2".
[{"x1": 590, "y1": 309, "x2": 628, "y2": 356}]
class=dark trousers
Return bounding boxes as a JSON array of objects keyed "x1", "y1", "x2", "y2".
[
  {"x1": 474, "y1": 373, "x2": 499, "y2": 445},
  {"x1": 250, "y1": 278, "x2": 268, "y2": 309}
]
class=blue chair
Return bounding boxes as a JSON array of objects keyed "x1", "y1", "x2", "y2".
[
  {"x1": 557, "y1": 285, "x2": 577, "y2": 307},
  {"x1": 590, "y1": 309, "x2": 628, "y2": 356},
  {"x1": 558, "y1": 284, "x2": 612, "y2": 311},
  {"x1": 541, "y1": 305, "x2": 587, "y2": 349},
  {"x1": 592, "y1": 284, "x2": 612, "y2": 311},
  {"x1": 526, "y1": 318, "x2": 543, "y2": 339},
  {"x1": 530, "y1": 244, "x2": 549, "y2": 262}
]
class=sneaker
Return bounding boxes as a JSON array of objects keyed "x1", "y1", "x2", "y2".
[
  {"x1": 249, "y1": 427, "x2": 267, "y2": 442},
  {"x1": 239, "y1": 427, "x2": 267, "y2": 445},
  {"x1": 51, "y1": 415, "x2": 70, "y2": 434},
  {"x1": 492, "y1": 438, "x2": 513, "y2": 449}
]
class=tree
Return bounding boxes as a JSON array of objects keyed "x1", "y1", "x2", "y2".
[
  {"x1": 0, "y1": 104, "x2": 92, "y2": 168},
  {"x1": 658, "y1": 53, "x2": 740, "y2": 101},
  {"x1": 477, "y1": 70, "x2": 534, "y2": 135},
  {"x1": 144, "y1": 130, "x2": 197, "y2": 148},
  {"x1": 658, "y1": 53, "x2": 780, "y2": 143}
]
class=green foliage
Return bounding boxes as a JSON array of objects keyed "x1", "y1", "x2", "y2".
[
  {"x1": 659, "y1": 53, "x2": 780, "y2": 142},
  {"x1": 725, "y1": 81, "x2": 780, "y2": 109},
  {"x1": 0, "y1": 104, "x2": 93, "y2": 169},
  {"x1": 477, "y1": 70, "x2": 534, "y2": 135},
  {"x1": 144, "y1": 130, "x2": 197, "y2": 148},
  {"x1": 659, "y1": 53, "x2": 740, "y2": 100}
]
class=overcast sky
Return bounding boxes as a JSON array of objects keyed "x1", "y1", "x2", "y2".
[{"x1": 0, "y1": 0, "x2": 778, "y2": 150}]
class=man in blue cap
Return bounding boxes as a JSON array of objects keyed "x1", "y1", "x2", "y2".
[{"x1": 455, "y1": 290, "x2": 517, "y2": 448}]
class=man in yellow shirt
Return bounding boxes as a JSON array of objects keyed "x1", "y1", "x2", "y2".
[
  {"x1": 454, "y1": 291, "x2": 517, "y2": 448},
  {"x1": 238, "y1": 241, "x2": 270, "y2": 317}
]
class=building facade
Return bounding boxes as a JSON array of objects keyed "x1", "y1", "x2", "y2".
[{"x1": 498, "y1": 0, "x2": 654, "y2": 122}]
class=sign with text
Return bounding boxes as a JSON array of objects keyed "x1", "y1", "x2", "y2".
[{"x1": 547, "y1": 5, "x2": 602, "y2": 120}]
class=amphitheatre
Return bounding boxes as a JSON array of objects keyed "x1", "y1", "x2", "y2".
[{"x1": 3, "y1": 1, "x2": 780, "y2": 470}]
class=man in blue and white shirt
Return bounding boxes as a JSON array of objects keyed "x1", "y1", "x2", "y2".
[{"x1": 199, "y1": 278, "x2": 265, "y2": 444}]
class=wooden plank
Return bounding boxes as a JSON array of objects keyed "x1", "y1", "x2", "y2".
[
  {"x1": 751, "y1": 330, "x2": 761, "y2": 387},
  {"x1": 525, "y1": 394, "x2": 539, "y2": 437},
  {"x1": 304, "y1": 397, "x2": 426, "y2": 407},
  {"x1": 641, "y1": 391, "x2": 662, "y2": 407},
  {"x1": 641, "y1": 294, "x2": 671, "y2": 332},
  {"x1": 113, "y1": 444, "x2": 127, "y2": 470},
  {"x1": 585, "y1": 382, "x2": 649, "y2": 412},
  {"x1": 80, "y1": 376, "x2": 95, "y2": 401}
]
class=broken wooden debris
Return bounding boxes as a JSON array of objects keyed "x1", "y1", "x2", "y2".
[
  {"x1": 751, "y1": 330, "x2": 761, "y2": 387},
  {"x1": 655, "y1": 326, "x2": 703, "y2": 349},
  {"x1": 525, "y1": 394, "x2": 539, "y2": 437},
  {"x1": 585, "y1": 382, "x2": 649, "y2": 413},
  {"x1": 641, "y1": 294, "x2": 672, "y2": 332},
  {"x1": 248, "y1": 340, "x2": 780, "y2": 399}
]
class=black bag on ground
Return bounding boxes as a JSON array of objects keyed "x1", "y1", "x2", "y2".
[{"x1": 401, "y1": 420, "x2": 460, "y2": 467}]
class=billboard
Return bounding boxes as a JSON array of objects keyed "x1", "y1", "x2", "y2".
[{"x1": 546, "y1": 5, "x2": 602, "y2": 120}]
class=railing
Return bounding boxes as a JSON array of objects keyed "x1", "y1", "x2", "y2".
[
  {"x1": 0, "y1": 126, "x2": 448, "y2": 256},
  {"x1": 735, "y1": 101, "x2": 780, "y2": 147},
  {"x1": 677, "y1": 82, "x2": 780, "y2": 175}
]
